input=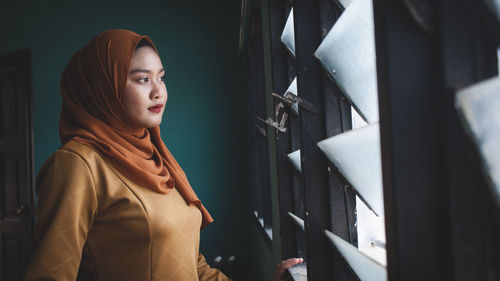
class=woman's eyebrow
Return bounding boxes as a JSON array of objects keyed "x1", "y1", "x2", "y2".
[{"x1": 129, "y1": 68, "x2": 165, "y2": 74}]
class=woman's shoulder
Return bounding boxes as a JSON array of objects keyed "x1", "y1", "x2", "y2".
[
  {"x1": 39, "y1": 140, "x2": 106, "y2": 175},
  {"x1": 35, "y1": 140, "x2": 116, "y2": 196},
  {"x1": 60, "y1": 139, "x2": 101, "y2": 158},
  {"x1": 55, "y1": 139, "x2": 108, "y2": 165}
]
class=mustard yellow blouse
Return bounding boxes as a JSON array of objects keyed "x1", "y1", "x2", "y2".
[{"x1": 23, "y1": 140, "x2": 231, "y2": 281}]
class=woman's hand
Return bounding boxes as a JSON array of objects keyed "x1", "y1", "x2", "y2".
[{"x1": 271, "y1": 258, "x2": 304, "y2": 281}]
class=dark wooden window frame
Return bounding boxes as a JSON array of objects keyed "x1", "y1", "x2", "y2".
[
  {"x1": 247, "y1": 9, "x2": 274, "y2": 250},
  {"x1": 248, "y1": 0, "x2": 500, "y2": 280},
  {"x1": 253, "y1": 0, "x2": 365, "y2": 280}
]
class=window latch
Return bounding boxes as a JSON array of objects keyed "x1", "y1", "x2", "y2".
[
  {"x1": 270, "y1": 92, "x2": 319, "y2": 114},
  {"x1": 256, "y1": 116, "x2": 287, "y2": 133}
]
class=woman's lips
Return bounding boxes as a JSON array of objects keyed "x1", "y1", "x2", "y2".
[{"x1": 148, "y1": 104, "x2": 163, "y2": 113}]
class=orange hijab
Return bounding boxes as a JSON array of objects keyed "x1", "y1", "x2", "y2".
[{"x1": 59, "y1": 29, "x2": 213, "y2": 229}]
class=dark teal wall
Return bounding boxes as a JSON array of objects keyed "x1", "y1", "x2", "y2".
[{"x1": 0, "y1": 0, "x2": 263, "y2": 279}]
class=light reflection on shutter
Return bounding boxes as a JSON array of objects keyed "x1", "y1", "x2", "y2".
[
  {"x1": 456, "y1": 76, "x2": 500, "y2": 206},
  {"x1": 313, "y1": 1, "x2": 387, "y2": 277},
  {"x1": 483, "y1": 0, "x2": 500, "y2": 22},
  {"x1": 338, "y1": 0, "x2": 353, "y2": 8},
  {"x1": 287, "y1": 149, "x2": 301, "y2": 173},
  {"x1": 317, "y1": 123, "x2": 384, "y2": 216},
  {"x1": 497, "y1": 47, "x2": 500, "y2": 75},
  {"x1": 324, "y1": 230, "x2": 387, "y2": 281},
  {"x1": 288, "y1": 212, "x2": 305, "y2": 231},
  {"x1": 280, "y1": 8, "x2": 295, "y2": 57},
  {"x1": 352, "y1": 105, "x2": 368, "y2": 129},
  {"x1": 356, "y1": 196, "x2": 387, "y2": 265},
  {"x1": 314, "y1": 0, "x2": 378, "y2": 123},
  {"x1": 284, "y1": 77, "x2": 299, "y2": 114}
]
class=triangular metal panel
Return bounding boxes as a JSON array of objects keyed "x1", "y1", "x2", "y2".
[
  {"x1": 356, "y1": 196, "x2": 387, "y2": 266},
  {"x1": 280, "y1": 8, "x2": 295, "y2": 56},
  {"x1": 288, "y1": 212, "x2": 305, "y2": 231},
  {"x1": 338, "y1": 0, "x2": 353, "y2": 8},
  {"x1": 284, "y1": 77, "x2": 299, "y2": 114},
  {"x1": 314, "y1": 0, "x2": 379, "y2": 123},
  {"x1": 287, "y1": 149, "x2": 301, "y2": 173},
  {"x1": 456, "y1": 76, "x2": 500, "y2": 207},
  {"x1": 324, "y1": 230, "x2": 387, "y2": 281},
  {"x1": 317, "y1": 123, "x2": 384, "y2": 216}
]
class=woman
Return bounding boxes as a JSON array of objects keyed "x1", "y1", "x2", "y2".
[{"x1": 22, "y1": 30, "x2": 301, "y2": 281}]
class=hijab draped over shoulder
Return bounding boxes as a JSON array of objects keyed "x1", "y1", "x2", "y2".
[{"x1": 59, "y1": 29, "x2": 213, "y2": 229}]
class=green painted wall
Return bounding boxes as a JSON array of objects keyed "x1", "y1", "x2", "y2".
[{"x1": 0, "y1": 0, "x2": 265, "y2": 279}]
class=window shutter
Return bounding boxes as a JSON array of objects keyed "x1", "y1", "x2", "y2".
[{"x1": 456, "y1": 76, "x2": 500, "y2": 206}]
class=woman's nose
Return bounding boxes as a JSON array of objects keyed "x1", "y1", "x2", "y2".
[{"x1": 150, "y1": 83, "x2": 166, "y2": 100}]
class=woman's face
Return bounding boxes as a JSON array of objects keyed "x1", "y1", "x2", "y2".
[{"x1": 123, "y1": 46, "x2": 167, "y2": 128}]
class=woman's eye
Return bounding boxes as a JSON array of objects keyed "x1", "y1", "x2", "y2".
[
  {"x1": 138, "y1": 77, "x2": 149, "y2": 83},
  {"x1": 160, "y1": 75, "x2": 166, "y2": 82}
]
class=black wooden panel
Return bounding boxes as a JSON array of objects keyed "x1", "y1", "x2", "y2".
[
  {"x1": 373, "y1": 1, "x2": 453, "y2": 280},
  {"x1": 439, "y1": 0, "x2": 500, "y2": 280},
  {"x1": 293, "y1": 0, "x2": 334, "y2": 279}
]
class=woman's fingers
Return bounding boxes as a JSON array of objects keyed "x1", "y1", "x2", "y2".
[{"x1": 279, "y1": 258, "x2": 304, "y2": 271}]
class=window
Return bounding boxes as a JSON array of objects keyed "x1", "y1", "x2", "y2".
[{"x1": 244, "y1": 0, "x2": 500, "y2": 280}]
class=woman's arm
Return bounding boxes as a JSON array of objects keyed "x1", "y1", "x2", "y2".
[
  {"x1": 197, "y1": 252, "x2": 233, "y2": 281},
  {"x1": 22, "y1": 150, "x2": 98, "y2": 281}
]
